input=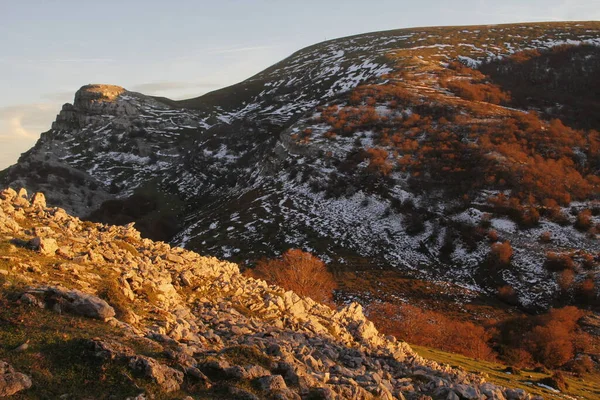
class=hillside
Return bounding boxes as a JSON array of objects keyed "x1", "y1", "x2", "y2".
[
  {"x1": 2, "y1": 22, "x2": 600, "y2": 325},
  {"x1": 0, "y1": 187, "x2": 551, "y2": 399}
]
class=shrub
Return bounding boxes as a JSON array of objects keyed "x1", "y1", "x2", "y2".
[
  {"x1": 497, "y1": 285, "x2": 519, "y2": 305},
  {"x1": 250, "y1": 249, "x2": 337, "y2": 303},
  {"x1": 490, "y1": 241, "x2": 513, "y2": 266},
  {"x1": 544, "y1": 252, "x2": 575, "y2": 271},
  {"x1": 539, "y1": 231, "x2": 552, "y2": 243},
  {"x1": 575, "y1": 209, "x2": 593, "y2": 231}
]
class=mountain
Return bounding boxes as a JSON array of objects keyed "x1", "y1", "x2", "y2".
[
  {"x1": 3, "y1": 21, "x2": 600, "y2": 315},
  {"x1": 0, "y1": 187, "x2": 543, "y2": 399}
]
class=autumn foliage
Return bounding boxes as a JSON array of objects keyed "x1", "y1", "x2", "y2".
[
  {"x1": 249, "y1": 249, "x2": 337, "y2": 303},
  {"x1": 367, "y1": 302, "x2": 495, "y2": 361},
  {"x1": 369, "y1": 302, "x2": 596, "y2": 370},
  {"x1": 312, "y1": 44, "x2": 600, "y2": 228}
]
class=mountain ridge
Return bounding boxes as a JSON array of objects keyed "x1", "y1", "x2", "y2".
[{"x1": 3, "y1": 20, "x2": 600, "y2": 314}]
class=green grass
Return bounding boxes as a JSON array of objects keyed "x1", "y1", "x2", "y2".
[{"x1": 413, "y1": 345, "x2": 600, "y2": 399}]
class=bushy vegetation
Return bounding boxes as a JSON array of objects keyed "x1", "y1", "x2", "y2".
[
  {"x1": 248, "y1": 249, "x2": 337, "y2": 303},
  {"x1": 368, "y1": 302, "x2": 599, "y2": 372}
]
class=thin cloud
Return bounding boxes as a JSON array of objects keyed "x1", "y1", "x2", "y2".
[
  {"x1": 0, "y1": 103, "x2": 59, "y2": 168},
  {"x1": 0, "y1": 103, "x2": 58, "y2": 139}
]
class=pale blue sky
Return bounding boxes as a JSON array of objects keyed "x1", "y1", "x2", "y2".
[{"x1": 1, "y1": 0, "x2": 599, "y2": 168}]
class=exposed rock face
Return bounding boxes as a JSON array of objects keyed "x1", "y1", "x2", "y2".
[
  {"x1": 74, "y1": 84, "x2": 125, "y2": 106},
  {"x1": 0, "y1": 188, "x2": 541, "y2": 399},
  {"x1": 0, "y1": 361, "x2": 32, "y2": 397}
]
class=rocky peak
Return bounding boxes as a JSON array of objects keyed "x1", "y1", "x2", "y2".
[
  {"x1": 51, "y1": 84, "x2": 142, "y2": 131},
  {"x1": 73, "y1": 84, "x2": 125, "y2": 107}
]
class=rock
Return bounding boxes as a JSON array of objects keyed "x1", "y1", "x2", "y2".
[
  {"x1": 0, "y1": 188, "x2": 17, "y2": 201},
  {"x1": 128, "y1": 355, "x2": 184, "y2": 393},
  {"x1": 256, "y1": 375, "x2": 287, "y2": 391},
  {"x1": 37, "y1": 287, "x2": 116, "y2": 320},
  {"x1": 30, "y1": 192, "x2": 46, "y2": 208},
  {"x1": 166, "y1": 253, "x2": 184, "y2": 264},
  {"x1": 271, "y1": 388, "x2": 302, "y2": 400},
  {"x1": 504, "y1": 388, "x2": 530, "y2": 400},
  {"x1": 224, "y1": 385, "x2": 259, "y2": 400},
  {"x1": 307, "y1": 387, "x2": 336, "y2": 400},
  {"x1": 198, "y1": 358, "x2": 231, "y2": 380},
  {"x1": 184, "y1": 366, "x2": 212, "y2": 388},
  {"x1": 0, "y1": 361, "x2": 32, "y2": 396},
  {"x1": 30, "y1": 237, "x2": 58, "y2": 256},
  {"x1": 85, "y1": 339, "x2": 136, "y2": 361},
  {"x1": 245, "y1": 365, "x2": 271, "y2": 379},
  {"x1": 19, "y1": 293, "x2": 44, "y2": 308},
  {"x1": 12, "y1": 341, "x2": 29, "y2": 353},
  {"x1": 454, "y1": 384, "x2": 480, "y2": 399},
  {"x1": 481, "y1": 383, "x2": 507, "y2": 400},
  {"x1": 538, "y1": 372, "x2": 568, "y2": 392}
]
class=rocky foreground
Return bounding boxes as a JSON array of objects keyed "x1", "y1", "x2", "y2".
[{"x1": 0, "y1": 188, "x2": 534, "y2": 399}]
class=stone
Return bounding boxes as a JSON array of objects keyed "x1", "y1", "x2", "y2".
[
  {"x1": 256, "y1": 375, "x2": 287, "y2": 391},
  {"x1": 454, "y1": 384, "x2": 480, "y2": 399},
  {"x1": 225, "y1": 385, "x2": 259, "y2": 400},
  {"x1": 30, "y1": 237, "x2": 58, "y2": 256},
  {"x1": 36, "y1": 287, "x2": 116, "y2": 320},
  {"x1": 128, "y1": 355, "x2": 184, "y2": 393},
  {"x1": 85, "y1": 339, "x2": 136, "y2": 361},
  {"x1": 307, "y1": 387, "x2": 336, "y2": 400},
  {"x1": 481, "y1": 383, "x2": 507, "y2": 400},
  {"x1": 30, "y1": 192, "x2": 46, "y2": 208},
  {"x1": 504, "y1": 388, "x2": 530, "y2": 400},
  {"x1": 0, "y1": 188, "x2": 17, "y2": 201},
  {"x1": 19, "y1": 293, "x2": 44, "y2": 308},
  {"x1": 0, "y1": 361, "x2": 32, "y2": 397}
]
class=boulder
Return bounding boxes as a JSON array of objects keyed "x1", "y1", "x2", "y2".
[
  {"x1": 33, "y1": 287, "x2": 115, "y2": 320},
  {"x1": 30, "y1": 237, "x2": 58, "y2": 256},
  {"x1": 0, "y1": 361, "x2": 32, "y2": 397}
]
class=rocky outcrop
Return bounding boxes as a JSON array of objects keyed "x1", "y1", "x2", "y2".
[
  {"x1": 74, "y1": 84, "x2": 125, "y2": 106},
  {"x1": 0, "y1": 361, "x2": 32, "y2": 397},
  {"x1": 0, "y1": 189, "x2": 539, "y2": 399}
]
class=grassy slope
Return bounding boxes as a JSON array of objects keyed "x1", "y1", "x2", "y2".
[{"x1": 413, "y1": 345, "x2": 600, "y2": 399}]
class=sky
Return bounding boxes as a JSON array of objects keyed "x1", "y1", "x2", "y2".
[{"x1": 1, "y1": 0, "x2": 599, "y2": 169}]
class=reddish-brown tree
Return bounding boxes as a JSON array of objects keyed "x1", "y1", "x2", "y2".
[{"x1": 250, "y1": 249, "x2": 337, "y2": 303}]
